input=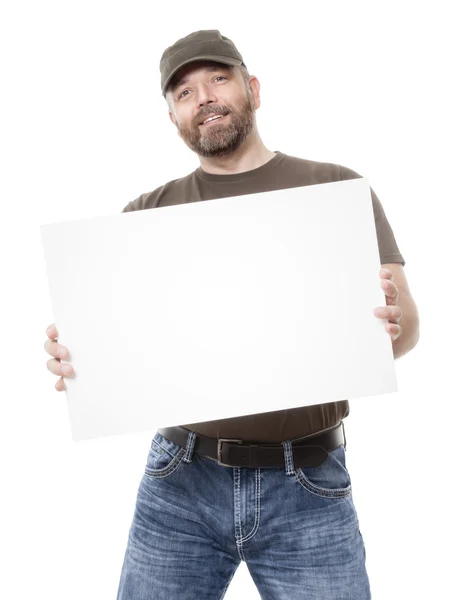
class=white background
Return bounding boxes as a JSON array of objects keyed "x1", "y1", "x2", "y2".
[{"x1": 1, "y1": 1, "x2": 449, "y2": 598}]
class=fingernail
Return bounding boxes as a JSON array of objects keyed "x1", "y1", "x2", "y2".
[{"x1": 62, "y1": 365, "x2": 72, "y2": 375}]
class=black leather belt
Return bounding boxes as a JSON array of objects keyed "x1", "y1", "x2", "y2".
[{"x1": 157, "y1": 421, "x2": 346, "y2": 468}]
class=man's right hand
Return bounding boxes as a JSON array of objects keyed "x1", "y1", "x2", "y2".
[{"x1": 45, "y1": 323, "x2": 74, "y2": 391}]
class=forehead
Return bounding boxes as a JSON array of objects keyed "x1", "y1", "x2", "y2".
[{"x1": 170, "y1": 60, "x2": 233, "y2": 90}]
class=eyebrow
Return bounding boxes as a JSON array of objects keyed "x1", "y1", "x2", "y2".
[{"x1": 172, "y1": 64, "x2": 232, "y2": 94}]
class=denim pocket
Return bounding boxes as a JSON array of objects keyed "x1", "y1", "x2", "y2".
[
  {"x1": 295, "y1": 445, "x2": 352, "y2": 499},
  {"x1": 144, "y1": 432, "x2": 186, "y2": 479}
]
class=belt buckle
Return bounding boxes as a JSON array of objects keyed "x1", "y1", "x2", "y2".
[{"x1": 217, "y1": 438, "x2": 244, "y2": 467}]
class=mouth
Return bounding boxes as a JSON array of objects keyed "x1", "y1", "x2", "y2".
[{"x1": 199, "y1": 113, "x2": 230, "y2": 126}]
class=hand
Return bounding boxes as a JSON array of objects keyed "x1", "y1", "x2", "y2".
[
  {"x1": 44, "y1": 323, "x2": 75, "y2": 391},
  {"x1": 373, "y1": 268, "x2": 402, "y2": 341}
]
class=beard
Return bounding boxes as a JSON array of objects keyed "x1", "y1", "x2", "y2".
[{"x1": 175, "y1": 90, "x2": 255, "y2": 157}]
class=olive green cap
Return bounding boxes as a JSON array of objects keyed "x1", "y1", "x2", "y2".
[{"x1": 160, "y1": 29, "x2": 246, "y2": 96}]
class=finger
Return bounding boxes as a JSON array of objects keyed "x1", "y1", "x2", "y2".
[
  {"x1": 55, "y1": 377, "x2": 66, "y2": 391},
  {"x1": 380, "y1": 279, "x2": 399, "y2": 302},
  {"x1": 385, "y1": 323, "x2": 402, "y2": 340},
  {"x1": 47, "y1": 358, "x2": 73, "y2": 377},
  {"x1": 377, "y1": 306, "x2": 402, "y2": 323},
  {"x1": 373, "y1": 305, "x2": 402, "y2": 322},
  {"x1": 45, "y1": 324, "x2": 70, "y2": 358},
  {"x1": 379, "y1": 268, "x2": 392, "y2": 280},
  {"x1": 46, "y1": 323, "x2": 58, "y2": 339},
  {"x1": 44, "y1": 338, "x2": 70, "y2": 360}
]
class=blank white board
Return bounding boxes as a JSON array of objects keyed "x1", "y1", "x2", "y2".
[{"x1": 40, "y1": 177, "x2": 396, "y2": 441}]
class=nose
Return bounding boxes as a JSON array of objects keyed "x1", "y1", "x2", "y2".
[{"x1": 196, "y1": 83, "x2": 218, "y2": 108}]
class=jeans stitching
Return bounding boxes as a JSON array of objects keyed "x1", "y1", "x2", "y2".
[
  {"x1": 152, "y1": 436, "x2": 179, "y2": 459},
  {"x1": 240, "y1": 468, "x2": 261, "y2": 543},
  {"x1": 295, "y1": 469, "x2": 352, "y2": 498},
  {"x1": 144, "y1": 447, "x2": 186, "y2": 478}
]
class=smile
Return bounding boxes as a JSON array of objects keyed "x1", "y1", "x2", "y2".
[{"x1": 200, "y1": 114, "x2": 229, "y2": 126}]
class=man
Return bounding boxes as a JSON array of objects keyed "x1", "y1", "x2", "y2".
[{"x1": 44, "y1": 30, "x2": 419, "y2": 599}]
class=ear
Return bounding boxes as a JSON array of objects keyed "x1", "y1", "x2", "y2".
[
  {"x1": 165, "y1": 92, "x2": 176, "y2": 125},
  {"x1": 249, "y1": 76, "x2": 261, "y2": 110}
]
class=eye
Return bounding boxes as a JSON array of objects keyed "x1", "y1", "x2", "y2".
[{"x1": 178, "y1": 76, "x2": 227, "y2": 99}]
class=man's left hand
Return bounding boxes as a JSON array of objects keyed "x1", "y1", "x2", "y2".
[{"x1": 373, "y1": 268, "x2": 402, "y2": 341}]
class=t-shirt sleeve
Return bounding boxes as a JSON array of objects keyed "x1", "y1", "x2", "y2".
[
  {"x1": 121, "y1": 187, "x2": 164, "y2": 213},
  {"x1": 339, "y1": 164, "x2": 406, "y2": 267},
  {"x1": 121, "y1": 197, "x2": 141, "y2": 212},
  {"x1": 121, "y1": 202, "x2": 134, "y2": 213}
]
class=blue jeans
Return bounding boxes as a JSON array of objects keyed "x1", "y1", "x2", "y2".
[{"x1": 116, "y1": 427, "x2": 371, "y2": 599}]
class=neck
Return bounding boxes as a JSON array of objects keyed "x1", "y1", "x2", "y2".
[{"x1": 197, "y1": 130, "x2": 276, "y2": 175}]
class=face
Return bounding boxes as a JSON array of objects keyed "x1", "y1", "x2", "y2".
[{"x1": 167, "y1": 61, "x2": 259, "y2": 157}]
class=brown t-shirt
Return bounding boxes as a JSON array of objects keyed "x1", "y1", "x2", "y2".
[{"x1": 122, "y1": 151, "x2": 405, "y2": 442}]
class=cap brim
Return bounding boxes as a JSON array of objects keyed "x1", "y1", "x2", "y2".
[{"x1": 162, "y1": 54, "x2": 243, "y2": 96}]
